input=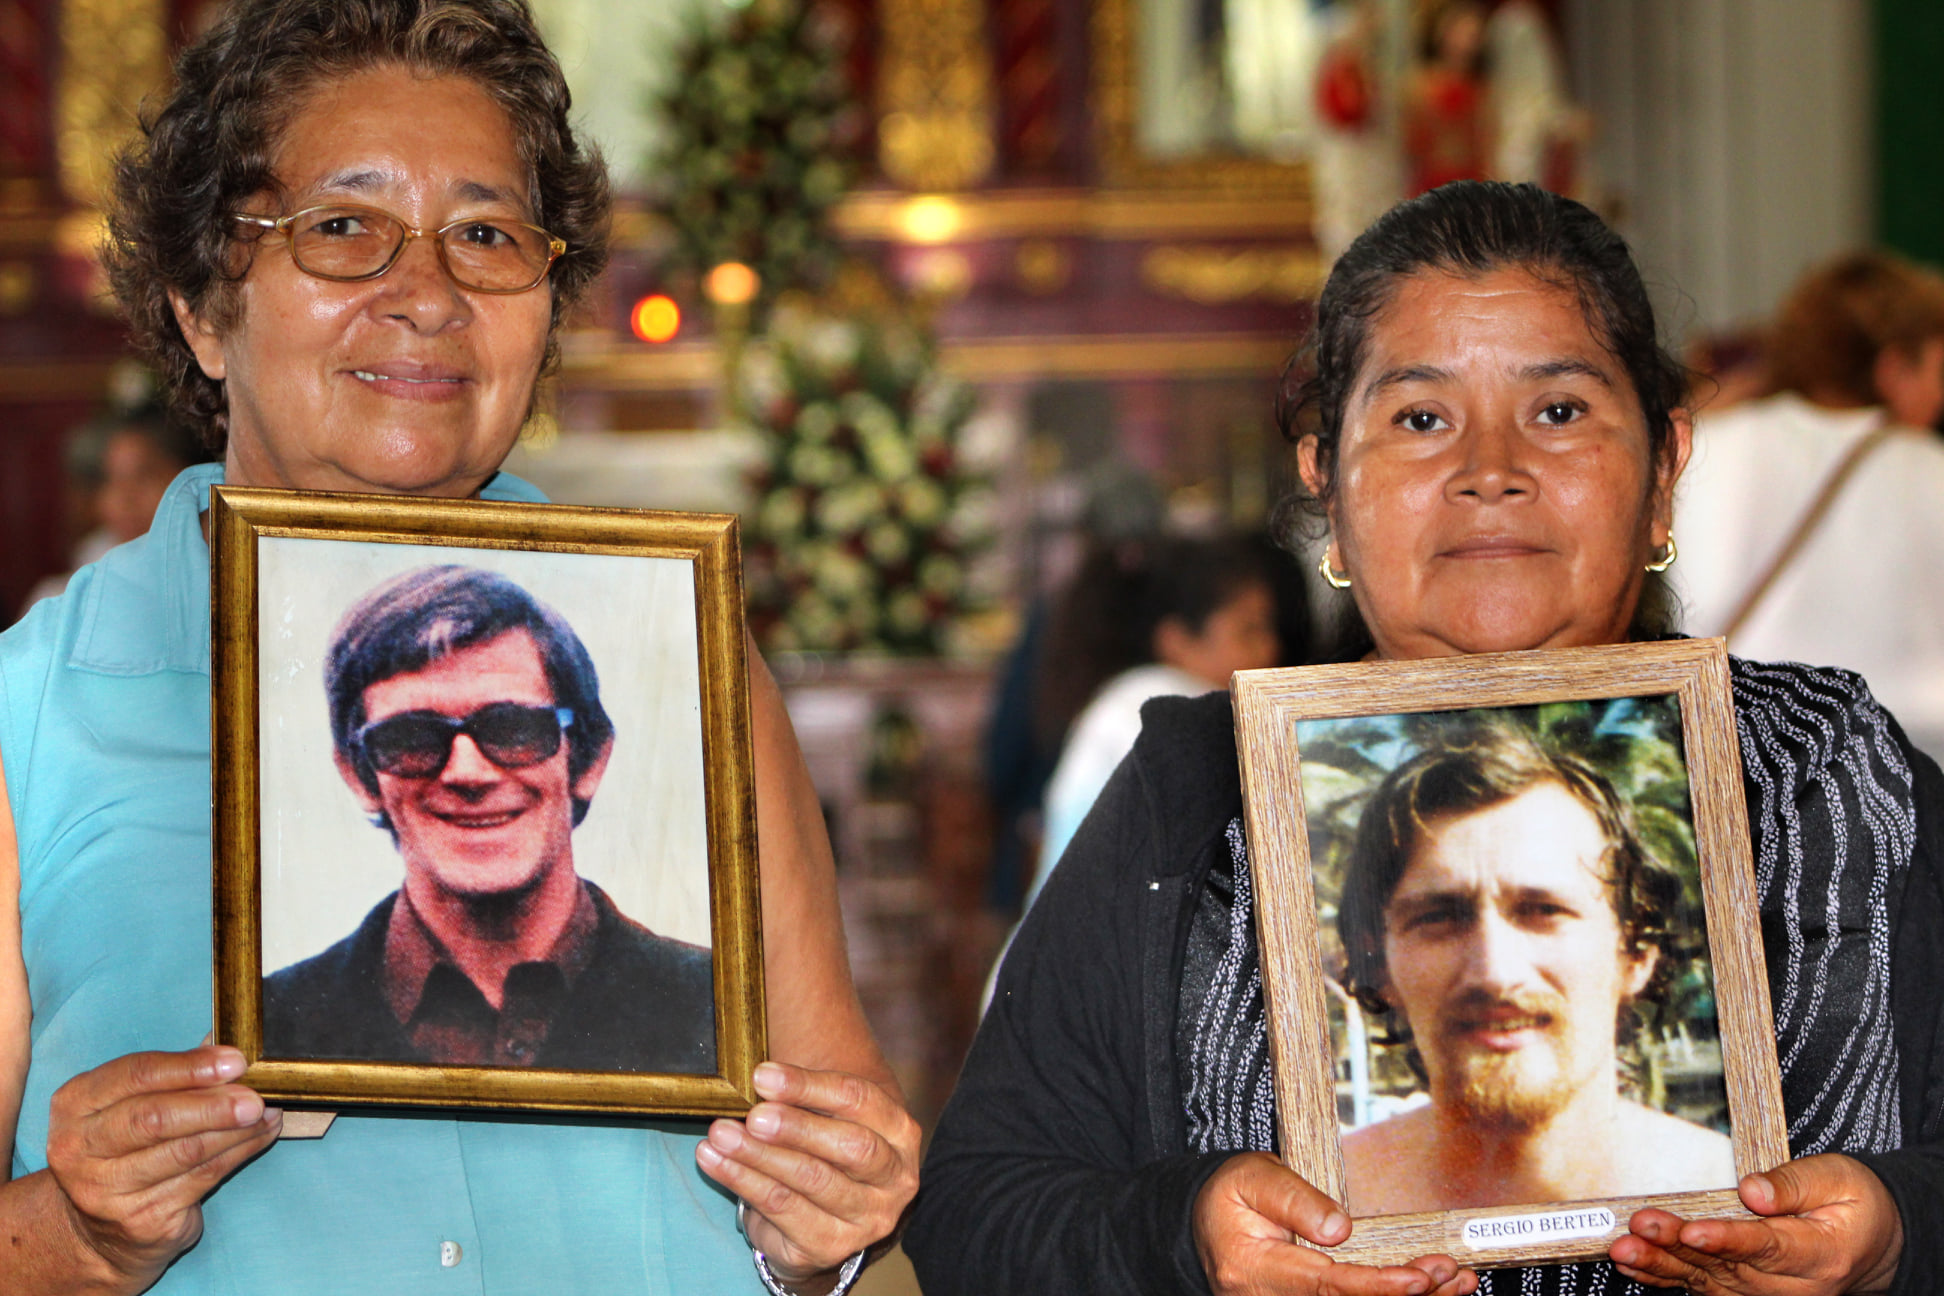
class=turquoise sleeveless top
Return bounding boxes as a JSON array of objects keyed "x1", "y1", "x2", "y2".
[{"x1": 0, "y1": 464, "x2": 761, "y2": 1294}]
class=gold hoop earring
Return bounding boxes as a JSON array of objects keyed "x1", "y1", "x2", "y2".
[
  {"x1": 1645, "y1": 534, "x2": 1678, "y2": 573},
  {"x1": 1318, "y1": 547, "x2": 1352, "y2": 590}
]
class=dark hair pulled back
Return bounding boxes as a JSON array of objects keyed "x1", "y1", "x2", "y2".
[
  {"x1": 1276, "y1": 181, "x2": 1689, "y2": 652},
  {"x1": 1280, "y1": 181, "x2": 1686, "y2": 503},
  {"x1": 105, "y1": 0, "x2": 611, "y2": 452}
]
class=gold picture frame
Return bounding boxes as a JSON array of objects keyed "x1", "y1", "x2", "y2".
[
  {"x1": 210, "y1": 485, "x2": 764, "y2": 1118},
  {"x1": 1232, "y1": 638, "x2": 1786, "y2": 1268}
]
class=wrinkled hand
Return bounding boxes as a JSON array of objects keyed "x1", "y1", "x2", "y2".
[
  {"x1": 1610, "y1": 1154, "x2": 1903, "y2": 1295},
  {"x1": 45, "y1": 1045, "x2": 282, "y2": 1286},
  {"x1": 696, "y1": 1061, "x2": 920, "y2": 1292},
  {"x1": 1194, "y1": 1152, "x2": 1477, "y2": 1296}
]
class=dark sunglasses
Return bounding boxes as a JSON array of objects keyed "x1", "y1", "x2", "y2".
[{"x1": 355, "y1": 703, "x2": 575, "y2": 778}]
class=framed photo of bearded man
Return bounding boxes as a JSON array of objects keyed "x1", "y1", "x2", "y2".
[
  {"x1": 1233, "y1": 637, "x2": 1786, "y2": 1269},
  {"x1": 209, "y1": 484, "x2": 764, "y2": 1118}
]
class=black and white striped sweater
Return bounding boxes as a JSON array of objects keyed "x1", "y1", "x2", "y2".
[{"x1": 1179, "y1": 659, "x2": 1934, "y2": 1294}]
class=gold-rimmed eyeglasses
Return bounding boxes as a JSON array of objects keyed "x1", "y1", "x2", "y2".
[{"x1": 230, "y1": 204, "x2": 566, "y2": 294}]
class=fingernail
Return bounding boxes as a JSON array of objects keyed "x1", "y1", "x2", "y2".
[
  {"x1": 232, "y1": 1093, "x2": 264, "y2": 1125},
  {"x1": 748, "y1": 1106, "x2": 780, "y2": 1138},
  {"x1": 265, "y1": 1106, "x2": 284, "y2": 1127},
  {"x1": 210, "y1": 1048, "x2": 246, "y2": 1082},
  {"x1": 753, "y1": 1063, "x2": 785, "y2": 1095},
  {"x1": 695, "y1": 1141, "x2": 723, "y2": 1168},
  {"x1": 709, "y1": 1122, "x2": 745, "y2": 1153},
  {"x1": 1321, "y1": 1210, "x2": 1349, "y2": 1241}
]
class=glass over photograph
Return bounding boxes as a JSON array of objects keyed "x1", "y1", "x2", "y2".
[
  {"x1": 255, "y1": 537, "x2": 716, "y2": 1075},
  {"x1": 1296, "y1": 697, "x2": 1735, "y2": 1216}
]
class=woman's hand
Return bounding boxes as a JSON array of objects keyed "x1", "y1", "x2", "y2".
[
  {"x1": 42, "y1": 1044, "x2": 282, "y2": 1288},
  {"x1": 726, "y1": 639, "x2": 920, "y2": 1291},
  {"x1": 1609, "y1": 1155, "x2": 1903, "y2": 1295},
  {"x1": 695, "y1": 1060, "x2": 920, "y2": 1292},
  {"x1": 1193, "y1": 1153, "x2": 1477, "y2": 1296}
]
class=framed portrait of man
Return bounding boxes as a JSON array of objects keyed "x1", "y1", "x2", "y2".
[
  {"x1": 209, "y1": 486, "x2": 764, "y2": 1118},
  {"x1": 1233, "y1": 638, "x2": 1788, "y2": 1268}
]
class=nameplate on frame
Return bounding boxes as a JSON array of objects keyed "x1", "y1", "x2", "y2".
[{"x1": 1460, "y1": 1207, "x2": 1616, "y2": 1250}]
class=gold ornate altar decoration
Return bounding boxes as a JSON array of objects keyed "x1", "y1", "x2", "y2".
[
  {"x1": 50, "y1": 0, "x2": 170, "y2": 292},
  {"x1": 582, "y1": 0, "x2": 1329, "y2": 377},
  {"x1": 1090, "y1": 0, "x2": 1315, "y2": 195},
  {"x1": 877, "y1": 0, "x2": 996, "y2": 191},
  {"x1": 0, "y1": 0, "x2": 170, "y2": 633},
  {"x1": 56, "y1": 0, "x2": 168, "y2": 209}
]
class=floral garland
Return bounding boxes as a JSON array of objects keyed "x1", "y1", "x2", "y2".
[
  {"x1": 739, "y1": 293, "x2": 993, "y2": 655},
  {"x1": 647, "y1": 0, "x2": 861, "y2": 313}
]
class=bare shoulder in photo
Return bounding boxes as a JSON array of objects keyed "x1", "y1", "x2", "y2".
[{"x1": 1320, "y1": 708, "x2": 1734, "y2": 1214}]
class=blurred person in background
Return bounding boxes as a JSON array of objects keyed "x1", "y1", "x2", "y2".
[
  {"x1": 985, "y1": 457, "x2": 1314, "y2": 919},
  {"x1": 1247, "y1": 528, "x2": 1315, "y2": 684},
  {"x1": 982, "y1": 461, "x2": 1165, "y2": 911},
  {"x1": 1676, "y1": 250, "x2": 1944, "y2": 762},
  {"x1": 16, "y1": 401, "x2": 205, "y2": 617},
  {"x1": 1027, "y1": 534, "x2": 1283, "y2": 913}
]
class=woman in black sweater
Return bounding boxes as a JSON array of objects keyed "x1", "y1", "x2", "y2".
[{"x1": 907, "y1": 181, "x2": 1944, "y2": 1296}]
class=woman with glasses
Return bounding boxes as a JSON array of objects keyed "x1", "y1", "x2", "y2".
[{"x1": 0, "y1": 2, "x2": 916, "y2": 1293}]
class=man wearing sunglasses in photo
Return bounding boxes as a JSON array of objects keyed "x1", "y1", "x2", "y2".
[{"x1": 261, "y1": 564, "x2": 716, "y2": 1074}]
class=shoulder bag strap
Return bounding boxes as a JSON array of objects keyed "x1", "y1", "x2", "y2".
[{"x1": 1722, "y1": 414, "x2": 1899, "y2": 643}]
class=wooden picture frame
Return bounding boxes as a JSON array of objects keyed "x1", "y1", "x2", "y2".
[
  {"x1": 1233, "y1": 639, "x2": 1784, "y2": 1268},
  {"x1": 209, "y1": 485, "x2": 764, "y2": 1118}
]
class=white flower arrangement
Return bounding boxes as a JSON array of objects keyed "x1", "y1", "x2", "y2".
[{"x1": 738, "y1": 287, "x2": 989, "y2": 655}]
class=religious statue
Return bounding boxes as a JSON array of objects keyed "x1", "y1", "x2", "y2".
[
  {"x1": 1402, "y1": 0, "x2": 1490, "y2": 196},
  {"x1": 1486, "y1": 0, "x2": 1590, "y2": 197},
  {"x1": 1312, "y1": 0, "x2": 1404, "y2": 260}
]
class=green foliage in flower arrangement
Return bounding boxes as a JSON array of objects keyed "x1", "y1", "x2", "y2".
[
  {"x1": 647, "y1": 0, "x2": 861, "y2": 312},
  {"x1": 739, "y1": 282, "x2": 996, "y2": 655}
]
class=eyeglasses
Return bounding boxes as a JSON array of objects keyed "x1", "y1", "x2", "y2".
[
  {"x1": 355, "y1": 703, "x2": 576, "y2": 778},
  {"x1": 231, "y1": 204, "x2": 566, "y2": 294}
]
